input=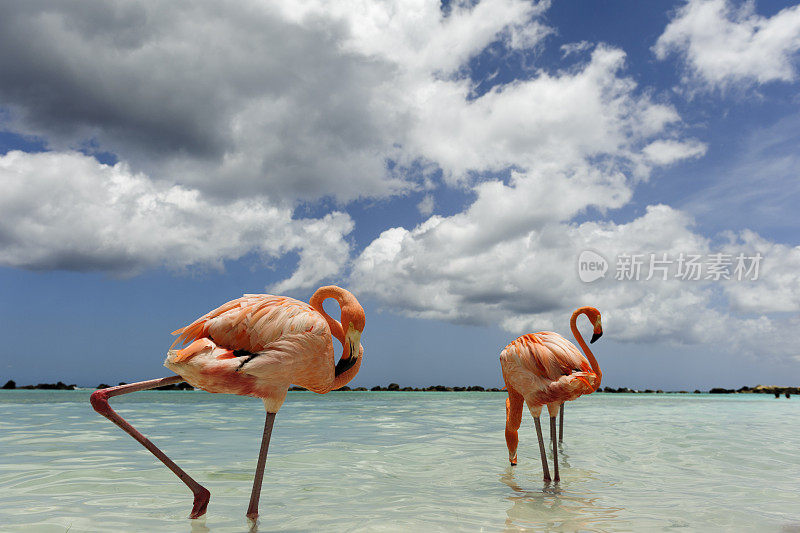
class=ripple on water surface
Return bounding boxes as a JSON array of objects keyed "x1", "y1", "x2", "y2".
[{"x1": 1, "y1": 390, "x2": 799, "y2": 532}]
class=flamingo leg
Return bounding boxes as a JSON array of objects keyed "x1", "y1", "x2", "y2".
[
  {"x1": 90, "y1": 376, "x2": 210, "y2": 519},
  {"x1": 505, "y1": 389, "x2": 524, "y2": 466},
  {"x1": 533, "y1": 417, "x2": 551, "y2": 482},
  {"x1": 550, "y1": 416, "x2": 560, "y2": 482},
  {"x1": 559, "y1": 402, "x2": 564, "y2": 443},
  {"x1": 246, "y1": 411, "x2": 276, "y2": 521}
]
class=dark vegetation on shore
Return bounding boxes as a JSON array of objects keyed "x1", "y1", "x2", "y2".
[
  {"x1": 707, "y1": 385, "x2": 796, "y2": 397},
  {"x1": 1, "y1": 380, "x2": 77, "y2": 390},
  {"x1": 1, "y1": 379, "x2": 195, "y2": 391},
  {"x1": 1, "y1": 380, "x2": 795, "y2": 396}
]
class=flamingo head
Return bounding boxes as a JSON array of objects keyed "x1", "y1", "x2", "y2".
[
  {"x1": 335, "y1": 301, "x2": 366, "y2": 376},
  {"x1": 587, "y1": 308, "x2": 603, "y2": 344}
]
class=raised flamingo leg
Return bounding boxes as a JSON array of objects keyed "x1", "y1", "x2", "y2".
[
  {"x1": 246, "y1": 411, "x2": 276, "y2": 521},
  {"x1": 550, "y1": 416, "x2": 560, "y2": 482},
  {"x1": 90, "y1": 376, "x2": 211, "y2": 519},
  {"x1": 533, "y1": 417, "x2": 551, "y2": 482},
  {"x1": 559, "y1": 402, "x2": 564, "y2": 443}
]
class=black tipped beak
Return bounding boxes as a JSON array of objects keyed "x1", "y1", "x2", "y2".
[
  {"x1": 335, "y1": 352, "x2": 357, "y2": 377},
  {"x1": 334, "y1": 342, "x2": 359, "y2": 377},
  {"x1": 590, "y1": 331, "x2": 603, "y2": 344}
]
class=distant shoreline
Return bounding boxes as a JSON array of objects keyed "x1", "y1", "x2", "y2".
[{"x1": 1, "y1": 379, "x2": 797, "y2": 395}]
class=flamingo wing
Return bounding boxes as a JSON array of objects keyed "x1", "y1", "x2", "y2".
[
  {"x1": 170, "y1": 294, "x2": 325, "y2": 355},
  {"x1": 535, "y1": 331, "x2": 597, "y2": 391},
  {"x1": 534, "y1": 332, "x2": 592, "y2": 375},
  {"x1": 507, "y1": 333, "x2": 581, "y2": 379}
]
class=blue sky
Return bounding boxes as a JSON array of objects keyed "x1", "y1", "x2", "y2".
[{"x1": 1, "y1": 0, "x2": 799, "y2": 389}]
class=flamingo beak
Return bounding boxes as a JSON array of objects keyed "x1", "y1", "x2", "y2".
[
  {"x1": 335, "y1": 325, "x2": 361, "y2": 376},
  {"x1": 347, "y1": 327, "x2": 361, "y2": 359},
  {"x1": 590, "y1": 315, "x2": 603, "y2": 343}
]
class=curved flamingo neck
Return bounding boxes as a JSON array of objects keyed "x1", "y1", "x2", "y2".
[
  {"x1": 309, "y1": 286, "x2": 364, "y2": 391},
  {"x1": 570, "y1": 307, "x2": 602, "y2": 391},
  {"x1": 309, "y1": 286, "x2": 347, "y2": 344}
]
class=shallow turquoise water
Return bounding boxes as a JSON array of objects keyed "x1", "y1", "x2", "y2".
[{"x1": 1, "y1": 390, "x2": 799, "y2": 532}]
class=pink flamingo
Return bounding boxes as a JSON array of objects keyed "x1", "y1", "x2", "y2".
[
  {"x1": 500, "y1": 306, "x2": 603, "y2": 482},
  {"x1": 90, "y1": 285, "x2": 365, "y2": 520}
]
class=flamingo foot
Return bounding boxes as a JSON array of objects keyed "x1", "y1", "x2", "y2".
[
  {"x1": 246, "y1": 514, "x2": 259, "y2": 533},
  {"x1": 189, "y1": 487, "x2": 210, "y2": 519}
]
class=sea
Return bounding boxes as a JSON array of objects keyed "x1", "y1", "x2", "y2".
[{"x1": 1, "y1": 390, "x2": 799, "y2": 532}]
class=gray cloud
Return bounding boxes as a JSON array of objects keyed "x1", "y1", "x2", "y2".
[{"x1": 0, "y1": 1, "x2": 404, "y2": 201}]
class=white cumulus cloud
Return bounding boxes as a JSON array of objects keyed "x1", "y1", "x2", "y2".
[
  {"x1": 642, "y1": 139, "x2": 708, "y2": 166},
  {"x1": 654, "y1": 0, "x2": 800, "y2": 91},
  {"x1": 0, "y1": 0, "x2": 558, "y2": 279},
  {"x1": 0, "y1": 150, "x2": 353, "y2": 290},
  {"x1": 353, "y1": 201, "x2": 800, "y2": 358}
]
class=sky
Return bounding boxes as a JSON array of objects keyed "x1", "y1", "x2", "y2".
[{"x1": 1, "y1": 0, "x2": 800, "y2": 390}]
